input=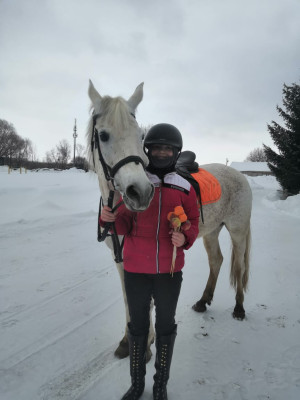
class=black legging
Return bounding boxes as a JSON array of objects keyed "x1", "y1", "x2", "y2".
[{"x1": 124, "y1": 270, "x2": 183, "y2": 336}]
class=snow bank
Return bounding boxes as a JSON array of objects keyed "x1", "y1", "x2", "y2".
[{"x1": 247, "y1": 175, "x2": 300, "y2": 218}]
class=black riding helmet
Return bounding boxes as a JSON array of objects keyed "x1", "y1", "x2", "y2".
[
  {"x1": 144, "y1": 123, "x2": 183, "y2": 172},
  {"x1": 143, "y1": 123, "x2": 183, "y2": 151}
]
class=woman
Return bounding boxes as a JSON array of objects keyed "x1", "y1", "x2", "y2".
[{"x1": 100, "y1": 123, "x2": 199, "y2": 400}]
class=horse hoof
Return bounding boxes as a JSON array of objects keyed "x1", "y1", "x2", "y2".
[
  {"x1": 232, "y1": 306, "x2": 245, "y2": 320},
  {"x1": 232, "y1": 312, "x2": 245, "y2": 320},
  {"x1": 114, "y1": 338, "x2": 129, "y2": 359},
  {"x1": 114, "y1": 338, "x2": 153, "y2": 362},
  {"x1": 192, "y1": 300, "x2": 207, "y2": 313}
]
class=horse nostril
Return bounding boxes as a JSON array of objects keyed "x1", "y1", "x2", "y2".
[{"x1": 126, "y1": 185, "x2": 140, "y2": 200}]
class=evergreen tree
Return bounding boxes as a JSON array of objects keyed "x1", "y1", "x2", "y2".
[{"x1": 263, "y1": 82, "x2": 300, "y2": 195}]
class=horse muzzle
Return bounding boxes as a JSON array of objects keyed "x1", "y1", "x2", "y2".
[{"x1": 123, "y1": 182, "x2": 154, "y2": 212}]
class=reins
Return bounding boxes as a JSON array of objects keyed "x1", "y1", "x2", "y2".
[
  {"x1": 91, "y1": 112, "x2": 145, "y2": 263},
  {"x1": 97, "y1": 190, "x2": 125, "y2": 263}
]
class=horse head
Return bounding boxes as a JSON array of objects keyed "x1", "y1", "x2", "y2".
[{"x1": 87, "y1": 81, "x2": 154, "y2": 211}]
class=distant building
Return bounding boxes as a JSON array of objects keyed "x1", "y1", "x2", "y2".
[{"x1": 230, "y1": 162, "x2": 273, "y2": 176}]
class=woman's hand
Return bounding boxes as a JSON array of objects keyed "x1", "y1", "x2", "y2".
[
  {"x1": 101, "y1": 206, "x2": 117, "y2": 222},
  {"x1": 170, "y1": 231, "x2": 186, "y2": 247}
]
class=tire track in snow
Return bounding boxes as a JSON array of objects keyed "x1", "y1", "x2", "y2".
[
  {"x1": 0, "y1": 265, "x2": 113, "y2": 324},
  {"x1": 39, "y1": 346, "x2": 120, "y2": 400},
  {"x1": 1, "y1": 294, "x2": 121, "y2": 370}
]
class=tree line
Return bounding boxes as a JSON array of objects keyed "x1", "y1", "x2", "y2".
[
  {"x1": 0, "y1": 119, "x2": 36, "y2": 165},
  {"x1": 0, "y1": 119, "x2": 88, "y2": 171}
]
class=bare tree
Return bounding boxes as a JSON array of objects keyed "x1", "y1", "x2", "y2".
[
  {"x1": 0, "y1": 119, "x2": 40, "y2": 167},
  {"x1": 45, "y1": 148, "x2": 57, "y2": 163},
  {"x1": 244, "y1": 147, "x2": 267, "y2": 162},
  {"x1": 45, "y1": 139, "x2": 71, "y2": 168},
  {"x1": 18, "y1": 138, "x2": 34, "y2": 161},
  {"x1": 25, "y1": 139, "x2": 38, "y2": 162},
  {"x1": 76, "y1": 143, "x2": 86, "y2": 158},
  {"x1": 0, "y1": 119, "x2": 22, "y2": 159},
  {"x1": 56, "y1": 140, "x2": 71, "y2": 166}
]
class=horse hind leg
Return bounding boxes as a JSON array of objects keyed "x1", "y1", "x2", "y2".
[
  {"x1": 193, "y1": 225, "x2": 224, "y2": 313},
  {"x1": 228, "y1": 225, "x2": 251, "y2": 320}
]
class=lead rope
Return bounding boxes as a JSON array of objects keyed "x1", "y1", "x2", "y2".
[{"x1": 98, "y1": 190, "x2": 125, "y2": 263}]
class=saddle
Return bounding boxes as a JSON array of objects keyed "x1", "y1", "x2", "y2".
[{"x1": 176, "y1": 151, "x2": 222, "y2": 223}]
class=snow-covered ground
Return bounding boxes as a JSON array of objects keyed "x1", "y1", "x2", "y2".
[{"x1": 0, "y1": 166, "x2": 299, "y2": 400}]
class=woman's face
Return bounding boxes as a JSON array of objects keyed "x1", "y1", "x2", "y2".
[
  {"x1": 149, "y1": 144, "x2": 176, "y2": 169},
  {"x1": 150, "y1": 145, "x2": 174, "y2": 158}
]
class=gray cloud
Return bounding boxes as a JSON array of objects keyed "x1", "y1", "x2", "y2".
[{"x1": 1, "y1": 0, "x2": 300, "y2": 163}]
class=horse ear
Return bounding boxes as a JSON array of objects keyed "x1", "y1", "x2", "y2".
[
  {"x1": 88, "y1": 79, "x2": 102, "y2": 107},
  {"x1": 127, "y1": 82, "x2": 144, "y2": 111}
]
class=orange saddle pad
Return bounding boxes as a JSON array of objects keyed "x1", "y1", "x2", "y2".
[{"x1": 191, "y1": 168, "x2": 222, "y2": 205}]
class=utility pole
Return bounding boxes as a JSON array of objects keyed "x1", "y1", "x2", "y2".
[{"x1": 73, "y1": 118, "x2": 77, "y2": 165}]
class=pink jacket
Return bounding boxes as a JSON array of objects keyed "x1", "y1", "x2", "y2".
[{"x1": 102, "y1": 172, "x2": 199, "y2": 274}]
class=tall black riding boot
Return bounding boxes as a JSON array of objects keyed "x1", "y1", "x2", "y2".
[
  {"x1": 121, "y1": 330, "x2": 148, "y2": 400},
  {"x1": 153, "y1": 326, "x2": 177, "y2": 400}
]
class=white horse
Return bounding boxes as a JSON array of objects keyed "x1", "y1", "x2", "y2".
[
  {"x1": 86, "y1": 81, "x2": 252, "y2": 360},
  {"x1": 87, "y1": 80, "x2": 155, "y2": 360}
]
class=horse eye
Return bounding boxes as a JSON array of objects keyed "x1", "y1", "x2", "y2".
[{"x1": 99, "y1": 131, "x2": 109, "y2": 142}]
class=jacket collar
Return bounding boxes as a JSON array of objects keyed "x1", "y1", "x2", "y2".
[{"x1": 146, "y1": 171, "x2": 177, "y2": 186}]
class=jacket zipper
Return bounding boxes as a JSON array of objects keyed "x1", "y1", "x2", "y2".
[{"x1": 156, "y1": 185, "x2": 162, "y2": 273}]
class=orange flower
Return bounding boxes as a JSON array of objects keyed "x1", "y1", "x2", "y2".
[
  {"x1": 174, "y1": 206, "x2": 184, "y2": 216},
  {"x1": 168, "y1": 205, "x2": 191, "y2": 276},
  {"x1": 167, "y1": 212, "x2": 176, "y2": 221},
  {"x1": 168, "y1": 206, "x2": 188, "y2": 227},
  {"x1": 179, "y1": 213, "x2": 187, "y2": 223}
]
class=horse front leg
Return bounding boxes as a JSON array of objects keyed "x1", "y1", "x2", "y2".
[
  {"x1": 193, "y1": 227, "x2": 224, "y2": 313},
  {"x1": 114, "y1": 262, "x2": 130, "y2": 359},
  {"x1": 115, "y1": 262, "x2": 155, "y2": 362}
]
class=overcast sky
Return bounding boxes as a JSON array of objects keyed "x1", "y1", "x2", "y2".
[{"x1": 1, "y1": 0, "x2": 300, "y2": 164}]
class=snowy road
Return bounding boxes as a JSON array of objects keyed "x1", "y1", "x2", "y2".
[{"x1": 0, "y1": 168, "x2": 299, "y2": 399}]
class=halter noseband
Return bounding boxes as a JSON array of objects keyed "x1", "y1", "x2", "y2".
[{"x1": 91, "y1": 113, "x2": 146, "y2": 184}]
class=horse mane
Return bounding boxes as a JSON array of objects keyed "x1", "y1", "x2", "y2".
[{"x1": 86, "y1": 96, "x2": 132, "y2": 167}]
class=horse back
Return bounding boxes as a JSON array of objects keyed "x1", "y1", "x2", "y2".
[{"x1": 195, "y1": 163, "x2": 252, "y2": 236}]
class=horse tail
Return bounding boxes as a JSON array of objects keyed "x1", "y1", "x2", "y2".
[{"x1": 230, "y1": 225, "x2": 251, "y2": 291}]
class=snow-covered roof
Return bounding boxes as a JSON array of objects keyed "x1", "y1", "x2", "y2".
[{"x1": 230, "y1": 162, "x2": 270, "y2": 172}]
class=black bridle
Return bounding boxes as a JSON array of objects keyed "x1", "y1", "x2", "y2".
[{"x1": 91, "y1": 112, "x2": 146, "y2": 263}]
